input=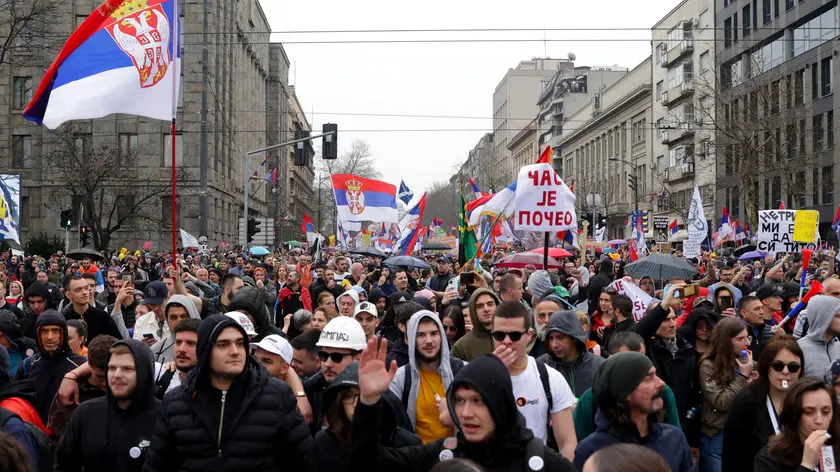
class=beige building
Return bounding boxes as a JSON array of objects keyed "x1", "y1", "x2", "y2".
[
  {"x1": 2, "y1": 0, "x2": 310, "y2": 250},
  {"x1": 280, "y1": 86, "x2": 316, "y2": 240},
  {"x1": 492, "y1": 58, "x2": 572, "y2": 185},
  {"x1": 651, "y1": 0, "x2": 717, "y2": 241},
  {"x1": 556, "y1": 57, "x2": 654, "y2": 239},
  {"x1": 508, "y1": 119, "x2": 537, "y2": 175}
]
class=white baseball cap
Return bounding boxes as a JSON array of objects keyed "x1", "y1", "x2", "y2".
[
  {"x1": 353, "y1": 301, "x2": 377, "y2": 317},
  {"x1": 252, "y1": 334, "x2": 293, "y2": 364},
  {"x1": 223, "y1": 312, "x2": 257, "y2": 337}
]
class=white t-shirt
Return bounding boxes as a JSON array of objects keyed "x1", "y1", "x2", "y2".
[
  {"x1": 153, "y1": 362, "x2": 183, "y2": 395},
  {"x1": 509, "y1": 356, "x2": 576, "y2": 443}
]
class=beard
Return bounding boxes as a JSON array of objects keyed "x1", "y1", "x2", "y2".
[{"x1": 416, "y1": 348, "x2": 440, "y2": 364}]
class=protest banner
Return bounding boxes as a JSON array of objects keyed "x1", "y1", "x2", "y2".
[
  {"x1": 683, "y1": 239, "x2": 701, "y2": 258},
  {"x1": 793, "y1": 210, "x2": 820, "y2": 243},
  {"x1": 757, "y1": 210, "x2": 819, "y2": 254},
  {"x1": 608, "y1": 279, "x2": 654, "y2": 322},
  {"x1": 514, "y1": 163, "x2": 576, "y2": 231},
  {"x1": 687, "y1": 185, "x2": 708, "y2": 242}
]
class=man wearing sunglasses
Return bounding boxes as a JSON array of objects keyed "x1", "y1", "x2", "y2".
[
  {"x1": 740, "y1": 295, "x2": 776, "y2": 360},
  {"x1": 491, "y1": 301, "x2": 577, "y2": 461},
  {"x1": 797, "y1": 294, "x2": 840, "y2": 376}
]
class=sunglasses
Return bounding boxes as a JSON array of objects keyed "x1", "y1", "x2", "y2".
[
  {"x1": 771, "y1": 361, "x2": 801, "y2": 373},
  {"x1": 317, "y1": 351, "x2": 353, "y2": 363},
  {"x1": 491, "y1": 330, "x2": 526, "y2": 342},
  {"x1": 444, "y1": 325, "x2": 458, "y2": 332}
]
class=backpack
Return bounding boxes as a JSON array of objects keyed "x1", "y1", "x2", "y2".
[
  {"x1": 401, "y1": 358, "x2": 465, "y2": 408},
  {"x1": 535, "y1": 359, "x2": 556, "y2": 451},
  {"x1": 0, "y1": 407, "x2": 53, "y2": 472}
]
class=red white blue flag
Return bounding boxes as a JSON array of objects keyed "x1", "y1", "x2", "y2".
[{"x1": 331, "y1": 174, "x2": 398, "y2": 223}]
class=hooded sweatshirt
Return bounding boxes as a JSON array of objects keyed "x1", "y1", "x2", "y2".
[
  {"x1": 450, "y1": 288, "x2": 499, "y2": 362},
  {"x1": 0, "y1": 310, "x2": 36, "y2": 375},
  {"x1": 797, "y1": 295, "x2": 840, "y2": 377},
  {"x1": 54, "y1": 339, "x2": 161, "y2": 472},
  {"x1": 710, "y1": 282, "x2": 742, "y2": 314},
  {"x1": 228, "y1": 286, "x2": 281, "y2": 342},
  {"x1": 538, "y1": 310, "x2": 605, "y2": 398},
  {"x1": 16, "y1": 310, "x2": 85, "y2": 423},
  {"x1": 349, "y1": 354, "x2": 575, "y2": 472},
  {"x1": 149, "y1": 295, "x2": 201, "y2": 363},
  {"x1": 19, "y1": 282, "x2": 53, "y2": 340},
  {"x1": 389, "y1": 310, "x2": 463, "y2": 433}
]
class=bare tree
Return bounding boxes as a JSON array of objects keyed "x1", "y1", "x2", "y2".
[
  {"x1": 425, "y1": 180, "x2": 460, "y2": 228},
  {"x1": 0, "y1": 0, "x2": 62, "y2": 68},
  {"x1": 42, "y1": 127, "x2": 193, "y2": 251}
]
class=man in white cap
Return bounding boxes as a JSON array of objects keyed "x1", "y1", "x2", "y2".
[
  {"x1": 252, "y1": 334, "x2": 294, "y2": 381},
  {"x1": 337, "y1": 289, "x2": 359, "y2": 317},
  {"x1": 354, "y1": 302, "x2": 380, "y2": 342}
]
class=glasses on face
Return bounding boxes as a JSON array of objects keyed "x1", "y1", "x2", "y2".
[
  {"x1": 491, "y1": 330, "x2": 526, "y2": 342},
  {"x1": 318, "y1": 351, "x2": 352, "y2": 363},
  {"x1": 342, "y1": 392, "x2": 360, "y2": 405},
  {"x1": 444, "y1": 325, "x2": 458, "y2": 333},
  {"x1": 771, "y1": 361, "x2": 801, "y2": 373}
]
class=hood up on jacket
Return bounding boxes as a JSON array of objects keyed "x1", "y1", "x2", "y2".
[
  {"x1": 22, "y1": 282, "x2": 53, "y2": 313},
  {"x1": 543, "y1": 310, "x2": 587, "y2": 354},
  {"x1": 403, "y1": 310, "x2": 455, "y2": 426},
  {"x1": 677, "y1": 308, "x2": 720, "y2": 346},
  {"x1": 0, "y1": 309, "x2": 25, "y2": 342},
  {"x1": 35, "y1": 309, "x2": 70, "y2": 356},
  {"x1": 149, "y1": 295, "x2": 201, "y2": 363},
  {"x1": 446, "y1": 354, "x2": 532, "y2": 446},
  {"x1": 527, "y1": 270, "x2": 555, "y2": 300},
  {"x1": 182, "y1": 314, "x2": 261, "y2": 396},
  {"x1": 228, "y1": 286, "x2": 274, "y2": 337},
  {"x1": 711, "y1": 282, "x2": 741, "y2": 313},
  {"x1": 105, "y1": 338, "x2": 156, "y2": 411},
  {"x1": 804, "y1": 295, "x2": 840, "y2": 342},
  {"x1": 467, "y1": 288, "x2": 500, "y2": 337}
]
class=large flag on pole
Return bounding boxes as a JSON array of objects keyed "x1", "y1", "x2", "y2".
[
  {"x1": 398, "y1": 180, "x2": 414, "y2": 205},
  {"x1": 458, "y1": 192, "x2": 478, "y2": 264},
  {"x1": 396, "y1": 193, "x2": 427, "y2": 255},
  {"x1": 332, "y1": 174, "x2": 398, "y2": 222},
  {"x1": 24, "y1": 0, "x2": 182, "y2": 128}
]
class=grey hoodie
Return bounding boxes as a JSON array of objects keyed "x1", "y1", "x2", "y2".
[
  {"x1": 798, "y1": 295, "x2": 840, "y2": 377},
  {"x1": 388, "y1": 310, "x2": 459, "y2": 429},
  {"x1": 538, "y1": 310, "x2": 605, "y2": 398},
  {"x1": 149, "y1": 295, "x2": 201, "y2": 363}
]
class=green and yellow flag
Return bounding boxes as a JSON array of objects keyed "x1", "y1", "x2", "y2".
[{"x1": 458, "y1": 191, "x2": 478, "y2": 265}]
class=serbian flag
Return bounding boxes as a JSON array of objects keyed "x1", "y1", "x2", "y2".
[
  {"x1": 714, "y1": 206, "x2": 733, "y2": 247},
  {"x1": 669, "y1": 219, "x2": 679, "y2": 236},
  {"x1": 264, "y1": 165, "x2": 278, "y2": 184},
  {"x1": 396, "y1": 193, "x2": 427, "y2": 255},
  {"x1": 332, "y1": 174, "x2": 398, "y2": 223},
  {"x1": 468, "y1": 178, "x2": 484, "y2": 199},
  {"x1": 301, "y1": 213, "x2": 315, "y2": 234},
  {"x1": 733, "y1": 220, "x2": 747, "y2": 241},
  {"x1": 25, "y1": 0, "x2": 182, "y2": 128},
  {"x1": 832, "y1": 206, "x2": 840, "y2": 232},
  {"x1": 536, "y1": 145, "x2": 552, "y2": 164},
  {"x1": 432, "y1": 217, "x2": 443, "y2": 227}
]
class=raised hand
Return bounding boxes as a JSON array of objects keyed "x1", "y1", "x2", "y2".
[{"x1": 358, "y1": 337, "x2": 398, "y2": 405}]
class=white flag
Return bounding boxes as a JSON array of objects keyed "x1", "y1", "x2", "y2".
[
  {"x1": 687, "y1": 185, "x2": 708, "y2": 241},
  {"x1": 180, "y1": 229, "x2": 200, "y2": 248}
]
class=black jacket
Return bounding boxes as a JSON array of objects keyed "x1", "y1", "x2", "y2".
[
  {"x1": 349, "y1": 355, "x2": 575, "y2": 472},
  {"x1": 634, "y1": 303, "x2": 701, "y2": 446},
  {"x1": 62, "y1": 304, "x2": 122, "y2": 344},
  {"x1": 588, "y1": 259, "x2": 614, "y2": 315},
  {"x1": 385, "y1": 337, "x2": 409, "y2": 368},
  {"x1": 19, "y1": 282, "x2": 54, "y2": 340},
  {"x1": 721, "y1": 387, "x2": 777, "y2": 472},
  {"x1": 142, "y1": 315, "x2": 311, "y2": 471},
  {"x1": 15, "y1": 310, "x2": 85, "y2": 423},
  {"x1": 55, "y1": 339, "x2": 161, "y2": 472},
  {"x1": 309, "y1": 281, "x2": 342, "y2": 308},
  {"x1": 602, "y1": 316, "x2": 636, "y2": 353},
  {"x1": 754, "y1": 445, "x2": 817, "y2": 472}
]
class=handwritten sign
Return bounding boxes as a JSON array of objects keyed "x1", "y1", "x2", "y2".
[
  {"x1": 757, "y1": 210, "x2": 818, "y2": 254},
  {"x1": 793, "y1": 210, "x2": 819, "y2": 243},
  {"x1": 608, "y1": 279, "x2": 655, "y2": 322},
  {"x1": 683, "y1": 239, "x2": 701, "y2": 258},
  {"x1": 514, "y1": 163, "x2": 576, "y2": 231}
]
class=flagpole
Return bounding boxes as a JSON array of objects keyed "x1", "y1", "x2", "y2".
[{"x1": 169, "y1": 0, "x2": 181, "y2": 257}]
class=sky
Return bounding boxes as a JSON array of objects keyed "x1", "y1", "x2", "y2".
[{"x1": 259, "y1": 0, "x2": 682, "y2": 194}]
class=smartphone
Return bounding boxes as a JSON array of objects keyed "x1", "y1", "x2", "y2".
[
  {"x1": 719, "y1": 295, "x2": 732, "y2": 312},
  {"x1": 676, "y1": 283, "x2": 699, "y2": 298},
  {"x1": 459, "y1": 273, "x2": 475, "y2": 286},
  {"x1": 143, "y1": 333, "x2": 154, "y2": 339},
  {"x1": 121, "y1": 274, "x2": 132, "y2": 283},
  {"x1": 446, "y1": 277, "x2": 460, "y2": 293}
]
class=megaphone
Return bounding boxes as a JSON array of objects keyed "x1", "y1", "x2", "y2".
[
  {"x1": 800, "y1": 248, "x2": 814, "y2": 291},
  {"x1": 780, "y1": 279, "x2": 824, "y2": 326}
]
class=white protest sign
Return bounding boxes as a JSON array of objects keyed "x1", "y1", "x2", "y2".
[
  {"x1": 608, "y1": 279, "x2": 655, "y2": 322},
  {"x1": 514, "y1": 163, "x2": 576, "y2": 231},
  {"x1": 683, "y1": 239, "x2": 702, "y2": 258},
  {"x1": 756, "y1": 210, "x2": 818, "y2": 254},
  {"x1": 687, "y1": 185, "x2": 708, "y2": 241}
]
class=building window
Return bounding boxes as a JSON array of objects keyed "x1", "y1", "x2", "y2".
[
  {"x1": 800, "y1": 119, "x2": 807, "y2": 154},
  {"x1": 656, "y1": 81, "x2": 663, "y2": 101},
  {"x1": 795, "y1": 69, "x2": 805, "y2": 106},
  {"x1": 823, "y1": 165, "x2": 834, "y2": 204},
  {"x1": 821, "y1": 57, "x2": 833, "y2": 96},
  {"x1": 751, "y1": 37, "x2": 785, "y2": 77},
  {"x1": 764, "y1": 179, "x2": 771, "y2": 209},
  {"x1": 732, "y1": 185, "x2": 740, "y2": 218},
  {"x1": 12, "y1": 135, "x2": 31, "y2": 168},
  {"x1": 772, "y1": 176, "x2": 782, "y2": 207},
  {"x1": 813, "y1": 63, "x2": 819, "y2": 100},
  {"x1": 828, "y1": 111, "x2": 835, "y2": 147},
  {"x1": 763, "y1": 0, "x2": 772, "y2": 24},
  {"x1": 771, "y1": 80, "x2": 780, "y2": 114},
  {"x1": 117, "y1": 195, "x2": 135, "y2": 226},
  {"x1": 698, "y1": 8, "x2": 709, "y2": 29},
  {"x1": 813, "y1": 168, "x2": 820, "y2": 205},
  {"x1": 13, "y1": 77, "x2": 32, "y2": 110},
  {"x1": 774, "y1": 0, "x2": 780, "y2": 17},
  {"x1": 734, "y1": 12, "x2": 739, "y2": 43},
  {"x1": 793, "y1": 7, "x2": 838, "y2": 58},
  {"x1": 786, "y1": 0, "x2": 794, "y2": 10},
  {"x1": 19, "y1": 196, "x2": 29, "y2": 229},
  {"x1": 161, "y1": 197, "x2": 179, "y2": 227},
  {"x1": 700, "y1": 52, "x2": 710, "y2": 72},
  {"x1": 785, "y1": 74, "x2": 792, "y2": 110},
  {"x1": 74, "y1": 134, "x2": 92, "y2": 162},
  {"x1": 787, "y1": 123, "x2": 796, "y2": 158},
  {"x1": 743, "y1": 4, "x2": 752, "y2": 36},
  {"x1": 162, "y1": 133, "x2": 183, "y2": 166},
  {"x1": 119, "y1": 133, "x2": 138, "y2": 162},
  {"x1": 632, "y1": 118, "x2": 645, "y2": 144},
  {"x1": 724, "y1": 17, "x2": 732, "y2": 48},
  {"x1": 75, "y1": 15, "x2": 86, "y2": 28},
  {"x1": 797, "y1": 172, "x2": 806, "y2": 207},
  {"x1": 814, "y1": 113, "x2": 824, "y2": 150}
]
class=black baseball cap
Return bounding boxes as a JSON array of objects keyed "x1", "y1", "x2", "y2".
[
  {"x1": 143, "y1": 281, "x2": 169, "y2": 305},
  {"x1": 755, "y1": 284, "x2": 784, "y2": 301}
]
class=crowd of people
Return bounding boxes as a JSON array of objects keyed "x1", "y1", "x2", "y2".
[{"x1": 0, "y1": 244, "x2": 838, "y2": 471}]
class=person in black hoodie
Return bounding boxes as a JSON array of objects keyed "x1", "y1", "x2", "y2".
[
  {"x1": 15, "y1": 310, "x2": 85, "y2": 423},
  {"x1": 18, "y1": 282, "x2": 52, "y2": 340},
  {"x1": 0, "y1": 310, "x2": 36, "y2": 376},
  {"x1": 141, "y1": 314, "x2": 311, "y2": 471},
  {"x1": 310, "y1": 361, "x2": 420, "y2": 471},
  {"x1": 588, "y1": 258, "x2": 614, "y2": 315},
  {"x1": 350, "y1": 339, "x2": 575, "y2": 472},
  {"x1": 227, "y1": 285, "x2": 281, "y2": 342},
  {"x1": 54, "y1": 339, "x2": 160, "y2": 472}
]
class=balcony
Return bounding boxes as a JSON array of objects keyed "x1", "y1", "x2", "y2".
[
  {"x1": 662, "y1": 38, "x2": 694, "y2": 68},
  {"x1": 661, "y1": 90, "x2": 670, "y2": 106},
  {"x1": 665, "y1": 160, "x2": 695, "y2": 182},
  {"x1": 666, "y1": 122, "x2": 695, "y2": 143},
  {"x1": 667, "y1": 77, "x2": 694, "y2": 103}
]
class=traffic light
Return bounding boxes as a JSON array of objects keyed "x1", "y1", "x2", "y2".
[
  {"x1": 247, "y1": 218, "x2": 261, "y2": 243},
  {"x1": 80, "y1": 225, "x2": 89, "y2": 247},
  {"x1": 628, "y1": 174, "x2": 638, "y2": 192},
  {"x1": 60, "y1": 209, "x2": 74, "y2": 229},
  {"x1": 322, "y1": 123, "x2": 338, "y2": 159},
  {"x1": 294, "y1": 130, "x2": 310, "y2": 166}
]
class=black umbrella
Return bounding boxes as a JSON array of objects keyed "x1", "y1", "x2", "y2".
[
  {"x1": 66, "y1": 248, "x2": 105, "y2": 262},
  {"x1": 732, "y1": 245, "x2": 757, "y2": 257},
  {"x1": 349, "y1": 246, "x2": 386, "y2": 257},
  {"x1": 624, "y1": 253, "x2": 699, "y2": 281},
  {"x1": 422, "y1": 241, "x2": 453, "y2": 251},
  {"x1": 383, "y1": 256, "x2": 431, "y2": 270}
]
